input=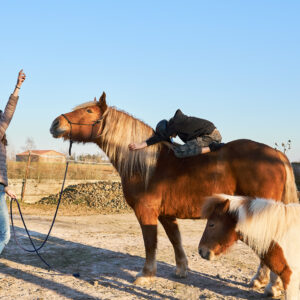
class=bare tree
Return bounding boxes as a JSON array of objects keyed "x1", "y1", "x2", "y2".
[
  {"x1": 275, "y1": 139, "x2": 291, "y2": 154},
  {"x1": 6, "y1": 141, "x2": 16, "y2": 161},
  {"x1": 22, "y1": 137, "x2": 37, "y2": 151}
]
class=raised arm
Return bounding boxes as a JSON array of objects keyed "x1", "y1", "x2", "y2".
[
  {"x1": 12, "y1": 69, "x2": 26, "y2": 97},
  {"x1": 0, "y1": 70, "x2": 25, "y2": 139}
]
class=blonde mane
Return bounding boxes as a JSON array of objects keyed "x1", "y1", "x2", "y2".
[
  {"x1": 97, "y1": 107, "x2": 161, "y2": 186},
  {"x1": 222, "y1": 194, "x2": 300, "y2": 255}
]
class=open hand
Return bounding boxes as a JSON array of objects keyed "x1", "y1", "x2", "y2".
[
  {"x1": 128, "y1": 142, "x2": 147, "y2": 151},
  {"x1": 16, "y1": 69, "x2": 26, "y2": 88}
]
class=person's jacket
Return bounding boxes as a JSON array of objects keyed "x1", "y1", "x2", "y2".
[
  {"x1": 0, "y1": 95, "x2": 19, "y2": 186},
  {"x1": 146, "y1": 109, "x2": 215, "y2": 146}
]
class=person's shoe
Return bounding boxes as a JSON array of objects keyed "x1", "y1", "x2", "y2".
[{"x1": 209, "y1": 142, "x2": 225, "y2": 152}]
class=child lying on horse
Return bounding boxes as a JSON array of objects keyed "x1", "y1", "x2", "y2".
[
  {"x1": 199, "y1": 194, "x2": 300, "y2": 300},
  {"x1": 129, "y1": 109, "x2": 223, "y2": 157}
]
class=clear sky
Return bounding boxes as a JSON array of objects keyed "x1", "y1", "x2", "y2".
[{"x1": 1, "y1": 1, "x2": 299, "y2": 161}]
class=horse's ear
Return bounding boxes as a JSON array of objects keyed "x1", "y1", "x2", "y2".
[
  {"x1": 98, "y1": 92, "x2": 107, "y2": 112},
  {"x1": 94, "y1": 97, "x2": 97, "y2": 102},
  {"x1": 215, "y1": 199, "x2": 230, "y2": 215}
]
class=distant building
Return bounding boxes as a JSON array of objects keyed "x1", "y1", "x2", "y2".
[{"x1": 16, "y1": 150, "x2": 66, "y2": 163}]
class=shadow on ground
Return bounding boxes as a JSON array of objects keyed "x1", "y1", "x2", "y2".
[{"x1": 0, "y1": 226, "x2": 263, "y2": 299}]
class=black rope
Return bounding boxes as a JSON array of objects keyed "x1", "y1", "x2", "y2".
[{"x1": 10, "y1": 141, "x2": 72, "y2": 270}]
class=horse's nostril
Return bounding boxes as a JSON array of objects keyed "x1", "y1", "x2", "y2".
[
  {"x1": 51, "y1": 119, "x2": 60, "y2": 129},
  {"x1": 199, "y1": 247, "x2": 211, "y2": 260}
]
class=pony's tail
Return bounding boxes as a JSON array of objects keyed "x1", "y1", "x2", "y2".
[{"x1": 279, "y1": 152, "x2": 299, "y2": 204}]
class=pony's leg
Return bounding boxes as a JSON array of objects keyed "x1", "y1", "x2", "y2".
[
  {"x1": 250, "y1": 261, "x2": 270, "y2": 288},
  {"x1": 285, "y1": 272, "x2": 299, "y2": 300},
  {"x1": 264, "y1": 271, "x2": 283, "y2": 298},
  {"x1": 158, "y1": 216, "x2": 188, "y2": 278}
]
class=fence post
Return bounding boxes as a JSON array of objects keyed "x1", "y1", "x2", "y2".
[{"x1": 21, "y1": 150, "x2": 31, "y2": 201}]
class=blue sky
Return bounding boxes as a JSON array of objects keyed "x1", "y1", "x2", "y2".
[{"x1": 0, "y1": 1, "x2": 299, "y2": 161}]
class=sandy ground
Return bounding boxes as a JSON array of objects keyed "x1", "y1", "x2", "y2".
[{"x1": 0, "y1": 209, "x2": 277, "y2": 300}]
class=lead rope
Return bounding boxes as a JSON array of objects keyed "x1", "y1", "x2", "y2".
[{"x1": 10, "y1": 141, "x2": 75, "y2": 274}]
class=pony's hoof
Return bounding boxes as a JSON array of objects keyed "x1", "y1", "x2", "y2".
[
  {"x1": 134, "y1": 273, "x2": 155, "y2": 286},
  {"x1": 250, "y1": 279, "x2": 268, "y2": 289},
  {"x1": 175, "y1": 266, "x2": 188, "y2": 278},
  {"x1": 264, "y1": 285, "x2": 282, "y2": 298},
  {"x1": 264, "y1": 280, "x2": 283, "y2": 298}
]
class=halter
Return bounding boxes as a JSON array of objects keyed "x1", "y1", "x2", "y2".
[{"x1": 61, "y1": 113, "x2": 105, "y2": 142}]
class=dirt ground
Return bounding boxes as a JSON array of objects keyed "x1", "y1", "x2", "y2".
[{"x1": 0, "y1": 206, "x2": 278, "y2": 300}]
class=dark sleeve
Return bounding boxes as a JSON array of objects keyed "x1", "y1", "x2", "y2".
[{"x1": 146, "y1": 133, "x2": 165, "y2": 146}]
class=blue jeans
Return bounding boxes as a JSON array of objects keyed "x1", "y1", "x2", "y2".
[{"x1": 0, "y1": 186, "x2": 10, "y2": 254}]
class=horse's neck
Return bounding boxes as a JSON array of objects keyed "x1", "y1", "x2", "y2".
[{"x1": 96, "y1": 108, "x2": 160, "y2": 184}]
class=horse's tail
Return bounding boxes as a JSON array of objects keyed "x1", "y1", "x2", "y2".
[{"x1": 278, "y1": 151, "x2": 299, "y2": 204}]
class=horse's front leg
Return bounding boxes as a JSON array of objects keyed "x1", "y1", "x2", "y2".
[
  {"x1": 250, "y1": 261, "x2": 270, "y2": 289},
  {"x1": 134, "y1": 201, "x2": 159, "y2": 285},
  {"x1": 159, "y1": 215, "x2": 188, "y2": 278},
  {"x1": 264, "y1": 271, "x2": 282, "y2": 298},
  {"x1": 285, "y1": 272, "x2": 300, "y2": 300}
]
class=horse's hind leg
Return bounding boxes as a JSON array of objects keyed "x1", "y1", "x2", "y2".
[
  {"x1": 159, "y1": 216, "x2": 188, "y2": 278},
  {"x1": 250, "y1": 262, "x2": 270, "y2": 289}
]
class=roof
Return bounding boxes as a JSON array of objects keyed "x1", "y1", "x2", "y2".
[{"x1": 16, "y1": 150, "x2": 65, "y2": 157}]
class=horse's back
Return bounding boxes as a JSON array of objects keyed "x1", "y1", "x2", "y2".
[
  {"x1": 125, "y1": 139, "x2": 296, "y2": 219},
  {"x1": 223, "y1": 139, "x2": 296, "y2": 202}
]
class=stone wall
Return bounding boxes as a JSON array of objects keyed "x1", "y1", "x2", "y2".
[
  {"x1": 292, "y1": 162, "x2": 300, "y2": 191},
  {"x1": 39, "y1": 181, "x2": 130, "y2": 213}
]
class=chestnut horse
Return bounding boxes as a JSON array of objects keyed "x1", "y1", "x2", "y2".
[
  {"x1": 50, "y1": 92, "x2": 298, "y2": 287},
  {"x1": 199, "y1": 194, "x2": 300, "y2": 300}
]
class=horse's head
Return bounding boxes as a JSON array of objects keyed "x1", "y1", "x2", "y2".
[
  {"x1": 50, "y1": 92, "x2": 108, "y2": 142},
  {"x1": 198, "y1": 195, "x2": 238, "y2": 261}
]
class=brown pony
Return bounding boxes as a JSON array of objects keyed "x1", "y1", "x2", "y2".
[
  {"x1": 199, "y1": 194, "x2": 300, "y2": 299},
  {"x1": 50, "y1": 92, "x2": 298, "y2": 287}
]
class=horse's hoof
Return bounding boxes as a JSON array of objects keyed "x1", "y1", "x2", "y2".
[
  {"x1": 175, "y1": 266, "x2": 188, "y2": 278},
  {"x1": 134, "y1": 273, "x2": 155, "y2": 286}
]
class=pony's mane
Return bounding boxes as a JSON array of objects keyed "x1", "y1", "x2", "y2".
[
  {"x1": 217, "y1": 194, "x2": 300, "y2": 255},
  {"x1": 97, "y1": 106, "x2": 161, "y2": 186}
]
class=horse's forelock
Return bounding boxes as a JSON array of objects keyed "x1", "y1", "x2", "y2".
[{"x1": 72, "y1": 101, "x2": 99, "y2": 111}]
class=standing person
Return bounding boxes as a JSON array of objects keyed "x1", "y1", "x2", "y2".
[
  {"x1": 129, "y1": 109, "x2": 223, "y2": 157},
  {"x1": 0, "y1": 70, "x2": 26, "y2": 254}
]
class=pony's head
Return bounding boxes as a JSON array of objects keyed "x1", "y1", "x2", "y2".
[
  {"x1": 50, "y1": 92, "x2": 108, "y2": 142},
  {"x1": 198, "y1": 195, "x2": 239, "y2": 261}
]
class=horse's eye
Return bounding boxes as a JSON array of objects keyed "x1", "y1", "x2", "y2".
[
  {"x1": 86, "y1": 109, "x2": 92, "y2": 113},
  {"x1": 208, "y1": 223, "x2": 215, "y2": 228}
]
